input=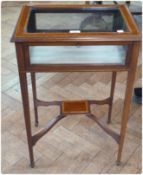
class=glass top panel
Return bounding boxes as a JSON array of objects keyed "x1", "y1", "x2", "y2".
[{"x1": 27, "y1": 7, "x2": 129, "y2": 33}]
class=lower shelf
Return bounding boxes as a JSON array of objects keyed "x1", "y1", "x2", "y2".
[{"x1": 62, "y1": 100, "x2": 89, "y2": 114}]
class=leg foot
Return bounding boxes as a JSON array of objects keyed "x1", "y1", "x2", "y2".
[
  {"x1": 35, "y1": 122, "x2": 39, "y2": 127},
  {"x1": 107, "y1": 118, "x2": 111, "y2": 124},
  {"x1": 107, "y1": 119, "x2": 111, "y2": 124},
  {"x1": 30, "y1": 161, "x2": 35, "y2": 168},
  {"x1": 116, "y1": 160, "x2": 121, "y2": 166}
]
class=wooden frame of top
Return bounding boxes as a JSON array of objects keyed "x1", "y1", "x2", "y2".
[{"x1": 11, "y1": 4, "x2": 141, "y2": 43}]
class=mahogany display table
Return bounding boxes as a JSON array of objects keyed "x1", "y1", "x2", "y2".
[{"x1": 11, "y1": 4, "x2": 140, "y2": 167}]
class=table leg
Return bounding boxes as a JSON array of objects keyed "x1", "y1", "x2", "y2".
[
  {"x1": 107, "y1": 72, "x2": 117, "y2": 124},
  {"x1": 19, "y1": 72, "x2": 35, "y2": 167},
  {"x1": 31, "y1": 72, "x2": 39, "y2": 127},
  {"x1": 116, "y1": 71, "x2": 135, "y2": 165},
  {"x1": 117, "y1": 42, "x2": 140, "y2": 165}
]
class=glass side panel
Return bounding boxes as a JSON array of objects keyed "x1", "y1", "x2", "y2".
[
  {"x1": 29, "y1": 46, "x2": 127, "y2": 65},
  {"x1": 27, "y1": 8, "x2": 128, "y2": 33}
]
